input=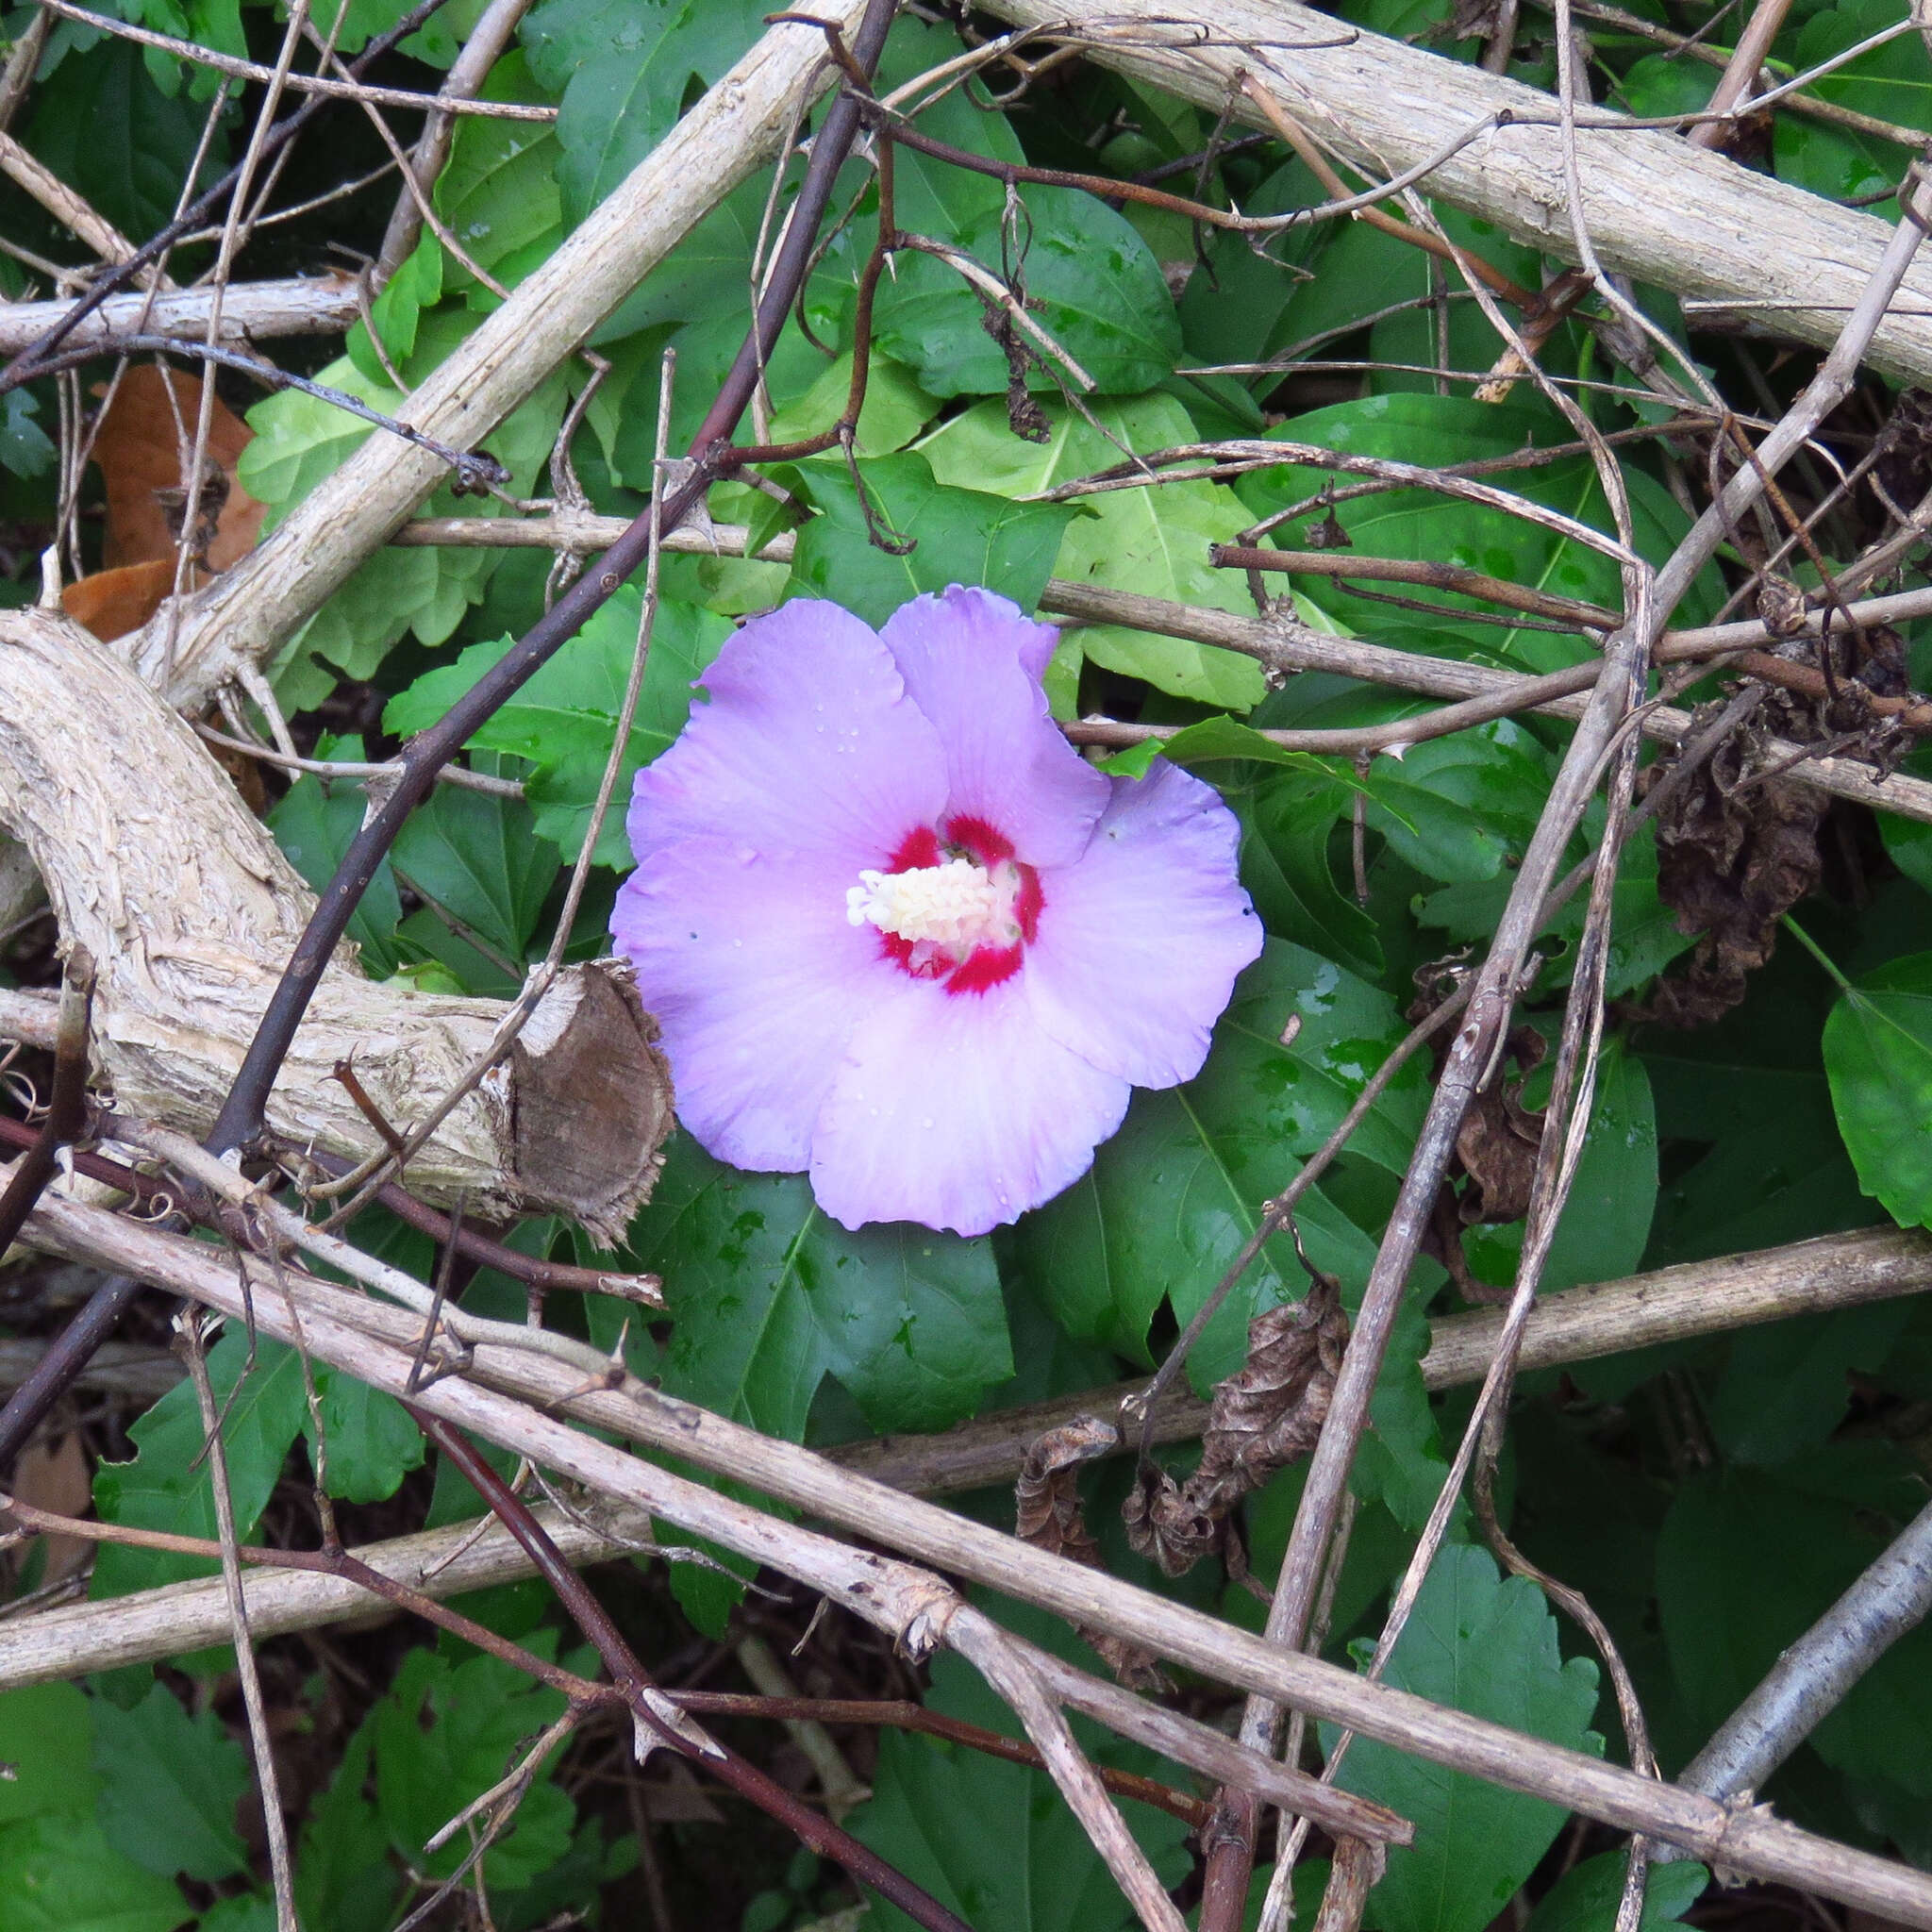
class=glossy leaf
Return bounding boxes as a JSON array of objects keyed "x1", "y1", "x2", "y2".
[
  {"x1": 628, "y1": 1135, "x2": 1011, "y2": 1441},
  {"x1": 875, "y1": 187, "x2": 1180, "y2": 398},
  {"x1": 374, "y1": 1646, "x2": 575, "y2": 1889}
]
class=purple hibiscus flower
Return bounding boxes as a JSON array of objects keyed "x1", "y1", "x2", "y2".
[{"x1": 610, "y1": 584, "x2": 1262, "y2": 1237}]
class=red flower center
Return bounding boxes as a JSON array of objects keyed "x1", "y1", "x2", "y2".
[{"x1": 847, "y1": 817, "x2": 1042, "y2": 994}]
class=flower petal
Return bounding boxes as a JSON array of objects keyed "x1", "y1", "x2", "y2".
[
  {"x1": 1024, "y1": 758, "x2": 1263, "y2": 1088},
  {"x1": 809, "y1": 977, "x2": 1129, "y2": 1236},
  {"x1": 878, "y1": 585, "x2": 1106, "y2": 869},
  {"x1": 612, "y1": 833, "x2": 907, "y2": 1172},
  {"x1": 630, "y1": 596, "x2": 946, "y2": 872}
]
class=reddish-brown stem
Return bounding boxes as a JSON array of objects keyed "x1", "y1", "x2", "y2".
[
  {"x1": 0, "y1": 953, "x2": 94, "y2": 1257},
  {"x1": 414, "y1": 1407, "x2": 975, "y2": 1932}
]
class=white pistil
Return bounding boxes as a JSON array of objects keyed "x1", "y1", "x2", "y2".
[{"x1": 847, "y1": 856, "x2": 1020, "y2": 950}]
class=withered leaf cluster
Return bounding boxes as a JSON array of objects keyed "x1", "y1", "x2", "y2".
[
  {"x1": 1644, "y1": 705, "x2": 1825, "y2": 1029},
  {"x1": 1122, "y1": 1273, "x2": 1349, "y2": 1582},
  {"x1": 1013, "y1": 1413, "x2": 1168, "y2": 1690}
]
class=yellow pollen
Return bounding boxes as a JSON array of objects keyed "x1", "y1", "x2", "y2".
[{"x1": 847, "y1": 857, "x2": 1018, "y2": 949}]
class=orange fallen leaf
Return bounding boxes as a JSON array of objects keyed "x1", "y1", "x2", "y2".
[
  {"x1": 11, "y1": 1427, "x2": 93, "y2": 1585},
  {"x1": 61, "y1": 558, "x2": 204, "y2": 642},
  {"x1": 89, "y1": 364, "x2": 266, "y2": 571}
]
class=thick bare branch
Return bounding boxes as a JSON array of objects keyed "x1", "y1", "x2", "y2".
[{"x1": 0, "y1": 607, "x2": 671, "y2": 1232}]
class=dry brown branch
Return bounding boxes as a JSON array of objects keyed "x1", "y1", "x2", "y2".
[
  {"x1": 0, "y1": 275, "x2": 359, "y2": 354},
  {"x1": 12, "y1": 1179, "x2": 1932, "y2": 1924},
  {"x1": 0, "y1": 606, "x2": 671, "y2": 1231},
  {"x1": 977, "y1": 0, "x2": 1932, "y2": 385}
]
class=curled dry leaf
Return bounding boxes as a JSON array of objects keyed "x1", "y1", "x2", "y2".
[
  {"x1": 1124, "y1": 1271, "x2": 1348, "y2": 1580},
  {"x1": 1644, "y1": 702, "x2": 1825, "y2": 1028},
  {"x1": 1014, "y1": 1414, "x2": 1169, "y2": 1690}
]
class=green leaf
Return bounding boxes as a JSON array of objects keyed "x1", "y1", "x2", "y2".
[
  {"x1": 0, "y1": 1685, "x2": 99, "y2": 1824},
  {"x1": 1462, "y1": 1039, "x2": 1657, "y2": 1295},
  {"x1": 921, "y1": 394, "x2": 1266, "y2": 707},
  {"x1": 392, "y1": 781, "x2": 558, "y2": 970},
  {"x1": 628, "y1": 1135, "x2": 1011, "y2": 1441},
  {"x1": 1233, "y1": 393, "x2": 1720, "y2": 673},
  {"x1": 91, "y1": 1331, "x2": 308, "y2": 1597},
  {"x1": 266, "y1": 736, "x2": 406, "y2": 978},
  {"x1": 1008, "y1": 937, "x2": 1441, "y2": 1510},
  {"x1": 374, "y1": 1646, "x2": 574, "y2": 1890},
  {"x1": 347, "y1": 232, "x2": 441, "y2": 386},
  {"x1": 383, "y1": 591, "x2": 732, "y2": 867},
  {"x1": 1236, "y1": 775, "x2": 1384, "y2": 980},
  {"x1": 0, "y1": 1814, "x2": 188, "y2": 1932},
  {"x1": 1657, "y1": 1471, "x2": 1932, "y2": 1804},
  {"x1": 92, "y1": 1683, "x2": 249, "y2": 1882},
  {"x1": 874, "y1": 19, "x2": 1025, "y2": 242},
  {"x1": 1102, "y1": 717, "x2": 1343, "y2": 781},
  {"x1": 765, "y1": 354, "x2": 940, "y2": 456},
  {"x1": 1324, "y1": 1545, "x2": 1603, "y2": 1932},
  {"x1": 876, "y1": 186, "x2": 1180, "y2": 398},
  {"x1": 851, "y1": 1611, "x2": 1191, "y2": 1932},
  {"x1": 24, "y1": 38, "x2": 228, "y2": 242},
  {"x1": 434, "y1": 50, "x2": 563, "y2": 295},
  {"x1": 521, "y1": 0, "x2": 767, "y2": 225},
  {"x1": 1774, "y1": 0, "x2": 1929, "y2": 201},
  {"x1": 1356, "y1": 718, "x2": 1553, "y2": 885},
  {"x1": 0, "y1": 392, "x2": 55, "y2": 481},
  {"x1": 783, "y1": 451, "x2": 1078, "y2": 628},
  {"x1": 1822, "y1": 950, "x2": 1932, "y2": 1228},
  {"x1": 1525, "y1": 1852, "x2": 1706, "y2": 1932},
  {"x1": 307, "y1": 1366, "x2": 425, "y2": 1505},
  {"x1": 295, "y1": 1721, "x2": 399, "y2": 1932}
]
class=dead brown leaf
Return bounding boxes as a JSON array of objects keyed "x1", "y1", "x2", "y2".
[
  {"x1": 88, "y1": 366, "x2": 265, "y2": 570},
  {"x1": 11, "y1": 1427, "x2": 92, "y2": 1585},
  {"x1": 1124, "y1": 1273, "x2": 1348, "y2": 1582},
  {"x1": 1644, "y1": 709, "x2": 1825, "y2": 1028},
  {"x1": 61, "y1": 558, "x2": 205, "y2": 642},
  {"x1": 1014, "y1": 1415, "x2": 1167, "y2": 1690}
]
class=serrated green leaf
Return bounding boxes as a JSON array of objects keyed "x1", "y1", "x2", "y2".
[
  {"x1": 374, "y1": 1646, "x2": 574, "y2": 1889},
  {"x1": 1525, "y1": 1851, "x2": 1706, "y2": 1932},
  {"x1": 0, "y1": 1814, "x2": 188, "y2": 1932},
  {"x1": 435, "y1": 50, "x2": 563, "y2": 295},
  {"x1": 383, "y1": 591, "x2": 731, "y2": 866},
  {"x1": 921, "y1": 394, "x2": 1266, "y2": 706},
  {"x1": 1324, "y1": 1545, "x2": 1603, "y2": 1932},
  {"x1": 1822, "y1": 950, "x2": 1932, "y2": 1228},
  {"x1": 92, "y1": 1683, "x2": 249, "y2": 1882},
  {"x1": 1774, "y1": 0, "x2": 1929, "y2": 201},
  {"x1": 521, "y1": 0, "x2": 766, "y2": 225},
  {"x1": 391, "y1": 780, "x2": 558, "y2": 968},
  {"x1": 295, "y1": 1718, "x2": 399, "y2": 1932},
  {"x1": 628, "y1": 1135, "x2": 1011, "y2": 1441},
  {"x1": 23, "y1": 38, "x2": 227, "y2": 242},
  {"x1": 783, "y1": 450, "x2": 1077, "y2": 627},
  {"x1": 851, "y1": 1609, "x2": 1191, "y2": 1932},
  {"x1": 91, "y1": 1330, "x2": 308, "y2": 1597}
]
